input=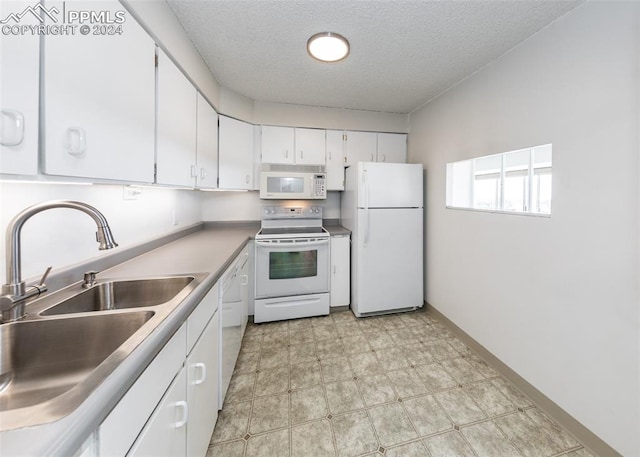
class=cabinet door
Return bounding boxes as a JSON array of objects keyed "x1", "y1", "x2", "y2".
[
  {"x1": 326, "y1": 130, "x2": 345, "y2": 191},
  {"x1": 377, "y1": 133, "x2": 407, "y2": 163},
  {"x1": 100, "y1": 324, "x2": 187, "y2": 457},
  {"x1": 156, "y1": 49, "x2": 197, "y2": 187},
  {"x1": 261, "y1": 125, "x2": 294, "y2": 164},
  {"x1": 42, "y1": 0, "x2": 155, "y2": 182},
  {"x1": 219, "y1": 116, "x2": 254, "y2": 189},
  {"x1": 186, "y1": 311, "x2": 219, "y2": 457},
  {"x1": 295, "y1": 128, "x2": 326, "y2": 165},
  {"x1": 344, "y1": 131, "x2": 377, "y2": 166},
  {"x1": 330, "y1": 235, "x2": 350, "y2": 307},
  {"x1": 128, "y1": 367, "x2": 187, "y2": 457},
  {"x1": 196, "y1": 93, "x2": 219, "y2": 189},
  {"x1": 0, "y1": 1, "x2": 39, "y2": 176}
]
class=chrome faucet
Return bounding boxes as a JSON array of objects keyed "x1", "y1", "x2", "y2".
[{"x1": 1, "y1": 200, "x2": 118, "y2": 323}]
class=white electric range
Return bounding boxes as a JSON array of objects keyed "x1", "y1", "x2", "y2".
[{"x1": 254, "y1": 206, "x2": 330, "y2": 323}]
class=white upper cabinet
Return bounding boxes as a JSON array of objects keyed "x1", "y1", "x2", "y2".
[
  {"x1": 345, "y1": 131, "x2": 408, "y2": 166},
  {"x1": 219, "y1": 115, "x2": 254, "y2": 189},
  {"x1": 262, "y1": 126, "x2": 326, "y2": 165},
  {"x1": 42, "y1": 0, "x2": 155, "y2": 183},
  {"x1": 156, "y1": 48, "x2": 197, "y2": 187},
  {"x1": 0, "y1": 1, "x2": 39, "y2": 176},
  {"x1": 295, "y1": 128, "x2": 326, "y2": 165},
  {"x1": 195, "y1": 93, "x2": 218, "y2": 189},
  {"x1": 261, "y1": 126, "x2": 294, "y2": 164},
  {"x1": 377, "y1": 133, "x2": 407, "y2": 163},
  {"x1": 344, "y1": 131, "x2": 377, "y2": 166},
  {"x1": 326, "y1": 130, "x2": 345, "y2": 190}
]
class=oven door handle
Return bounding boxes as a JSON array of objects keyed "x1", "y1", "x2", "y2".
[{"x1": 255, "y1": 239, "x2": 330, "y2": 248}]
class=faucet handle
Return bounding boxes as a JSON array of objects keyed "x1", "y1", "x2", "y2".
[
  {"x1": 83, "y1": 271, "x2": 99, "y2": 289},
  {"x1": 38, "y1": 266, "x2": 52, "y2": 286}
]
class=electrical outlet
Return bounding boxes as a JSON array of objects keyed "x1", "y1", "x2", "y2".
[{"x1": 123, "y1": 185, "x2": 142, "y2": 200}]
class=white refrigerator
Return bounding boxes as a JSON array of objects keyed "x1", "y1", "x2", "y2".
[{"x1": 341, "y1": 162, "x2": 424, "y2": 317}]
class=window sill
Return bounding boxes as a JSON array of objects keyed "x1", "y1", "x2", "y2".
[{"x1": 445, "y1": 206, "x2": 551, "y2": 218}]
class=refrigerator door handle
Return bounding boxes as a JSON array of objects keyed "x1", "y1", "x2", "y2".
[{"x1": 363, "y1": 170, "x2": 369, "y2": 246}]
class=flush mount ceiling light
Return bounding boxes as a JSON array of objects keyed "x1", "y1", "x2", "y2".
[{"x1": 307, "y1": 32, "x2": 350, "y2": 62}]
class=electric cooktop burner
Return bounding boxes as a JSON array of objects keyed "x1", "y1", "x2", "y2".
[
  {"x1": 256, "y1": 205, "x2": 329, "y2": 240},
  {"x1": 259, "y1": 226, "x2": 327, "y2": 236}
]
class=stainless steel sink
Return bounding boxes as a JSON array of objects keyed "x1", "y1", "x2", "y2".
[
  {"x1": 0, "y1": 312, "x2": 154, "y2": 412},
  {"x1": 0, "y1": 273, "x2": 208, "y2": 432},
  {"x1": 40, "y1": 276, "x2": 195, "y2": 316}
]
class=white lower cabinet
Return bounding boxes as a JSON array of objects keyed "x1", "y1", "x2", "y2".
[
  {"x1": 99, "y1": 324, "x2": 187, "y2": 457},
  {"x1": 98, "y1": 282, "x2": 221, "y2": 457},
  {"x1": 330, "y1": 235, "x2": 350, "y2": 307},
  {"x1": 186, "y1": 311, "x2": 219, "y2": 457},
  {"x1": 128, "y1": 367, "x2": 188, "y2": 457}
]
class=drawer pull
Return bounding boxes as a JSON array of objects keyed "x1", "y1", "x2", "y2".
[
  {"x1": 194, "y1": 362, "x2": 207, "y2": 385},
  {"x1": 174, "y1": 401, "x2": 188, "y2": 428}
]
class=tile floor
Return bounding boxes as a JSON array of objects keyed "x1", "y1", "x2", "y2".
[{"x1": 206, "y1": 309, "x2": 594, "y2": 457}]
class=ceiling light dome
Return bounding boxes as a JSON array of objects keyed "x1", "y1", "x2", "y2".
[{"x1": 307, "y1": 32, "x2": 350, "y2": 62}]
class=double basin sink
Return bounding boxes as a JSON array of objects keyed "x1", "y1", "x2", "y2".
[{"x1": 0, "y1": 274, "x2": 207, "y2": 431}]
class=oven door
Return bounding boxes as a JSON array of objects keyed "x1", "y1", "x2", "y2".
[{"x1": 255, "y1": 237, "x2": 330, "y2": 299}]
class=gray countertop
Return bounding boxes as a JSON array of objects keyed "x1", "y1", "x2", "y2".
[
  {"x1": 323, "y1": 220, "x2": 351, "y2": 236},
  {"x1": 1, "y1": 225, "x2": 257, "y2": 457}
]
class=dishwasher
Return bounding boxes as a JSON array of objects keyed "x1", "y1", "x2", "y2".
[{"x1": 218, "y1": 250, "x2": 249, "y2": 407}]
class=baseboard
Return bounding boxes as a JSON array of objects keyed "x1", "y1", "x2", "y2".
[{"x1": 425, "y1": 302, "x2": 620, "y2": 457}]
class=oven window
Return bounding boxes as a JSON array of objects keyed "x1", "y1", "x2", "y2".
[
  {"x1": 269, "y1": 250, "x2": 317, "y2": 279},
  {"x1": 267, "y1": 177, "x2": 305, "y2": 194}
]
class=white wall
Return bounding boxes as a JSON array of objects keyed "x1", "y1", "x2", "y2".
[
  {"x1": 408, "y1": 2, "x2": 639, "y2": 455},
  {"x1": 202, "y1": 190, "x2": 341, "y2": 222},
  {"x1": 0, "y1": 183, "x2": 202, "y2": 282},
  {"x1": 254, "y1": 100, "x2": 408, "y2": 133}
]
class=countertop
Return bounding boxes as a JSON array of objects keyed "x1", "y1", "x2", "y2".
[
  {"x1": 1, "y1": 221, "x2": 349, "y2": 456},
  {"x1": 324, "y1": 221, "x2": 351, "y2": 236},
  {"x1": 1, "y1": 225, "x2": 257, "y2": 457}
]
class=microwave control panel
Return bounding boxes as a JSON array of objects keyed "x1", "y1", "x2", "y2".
[{"x1": 313, "y1": 174, "x2": 326, "y2": 198}]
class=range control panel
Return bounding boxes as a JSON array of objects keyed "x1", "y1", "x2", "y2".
[{"x1": 262, "y1": 206, "x2": 323, "y2": 219}]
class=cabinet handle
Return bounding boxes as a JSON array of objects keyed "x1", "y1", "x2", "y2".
[
  {"x1": 285, "y1": 149, "x2": 289, "y2": 159},
  {"x1": 65, "y1": 127, "x2": 87, "y2": 156},
  {"x1": 174, "y1": 401, "x2": 189, "y2": 428},
  {"x1": 328, "y1": 151, "x2": 332, "y2": 160},
  {"x1": 300, "y1": 150, "x2": 304, "y2": 159},
  {"x1": 194, "y1": 362, "x2": 207, "y2": 385},
  {"x1": 240, "y1": 274, "x2": 248, "y2": 286},
  {"x1": 382, "y1": 154, "x2": 386, "y2": 162},
  {"x1": 370, "y1": 153, "x2": 373, "y2": 161},
  {"x1": 333, "y1": 265, "x2": 336, "y2": 274},
  {"x1": 1, "y1": 109, "x2": 24, "y2": 147},
  {"x1": 245, "y1": 175, "x2": 250, "y2": 184},
  {"x1": 190, "y1": 165, "x2": 197, "y2": 178},
  {"x1": 200, "y1": 168, "x2": 207, "y2": 179}
]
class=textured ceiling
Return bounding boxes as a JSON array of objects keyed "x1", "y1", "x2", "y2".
[{"x1": 166, "y1": 0, "x2": 582, "y2": 114}]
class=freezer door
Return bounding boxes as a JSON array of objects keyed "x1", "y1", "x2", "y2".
[
  {"x1": 353, "y1": 208, "x2": 423, "y2": 315},
  {"x1": 357, "y1": 162, "x2": 423, "y2": 208}
]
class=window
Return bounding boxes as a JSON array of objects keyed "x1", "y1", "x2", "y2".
[{"x1": 446, "y1": 144, "x2": 552, "y2": 215}]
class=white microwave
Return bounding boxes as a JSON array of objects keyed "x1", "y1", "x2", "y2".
[{"x1": 259, "y1": 171, "x2": 326, "y2": 199}]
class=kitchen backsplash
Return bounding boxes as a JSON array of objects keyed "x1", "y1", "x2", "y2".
[
  {"x1": 0, "y1": 182, "x2": 202, "y2": 281},
  {"x1": 201, "y1": 190, "x2": 341, "y2": 222}
]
